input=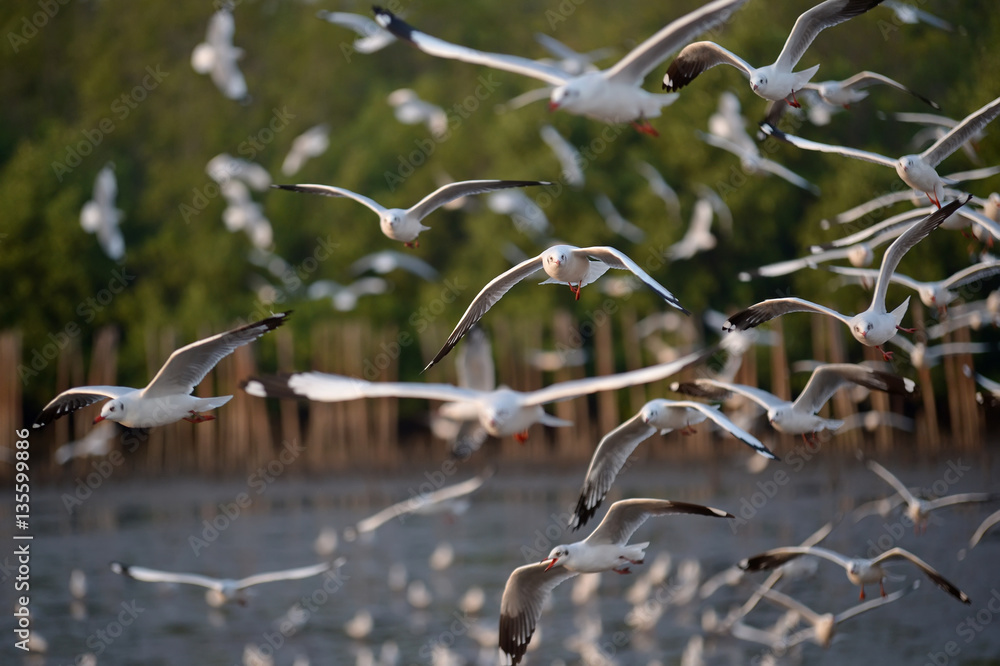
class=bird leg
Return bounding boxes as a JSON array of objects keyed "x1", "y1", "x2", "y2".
[
  {"x1": 786, "y1": 91, "x2": 802, "y2": 108},
  {"x1": 514, "y1": 430, "x2": 530, "y2": 444},
  {"x1": 630, "y1": 118, "x2": 660, "y2": 137},
  {"x1": 680, "y1": 425, "x2": 697, "y2": 435},
  {"x1": 879, "y1": 580, "x2": 887, "y2": 598},
  {"x1": 614, "y1": 566, "x2": 633, "y2": 575},
  {"x1": 183, "y1": 412, "x2": 216, "y2": 424},
  {"x1": 404, "y1": 241, "x2": 420, "y2": 249},
  {"x1": 858, "y1": 586, "x2": 866, "y2": 601},
  {"x1": 875, "y1": 346, "x2": 894, "y2": 361},
  {"x1": 896, "y1": 325, "x2": 917, "y2": 334},
  {"x1": 925, "y1": 191, "x2": 941, "y2": 208},
  {"x1": 569, "y1": 283, "x2": 582, "y2": 300}
]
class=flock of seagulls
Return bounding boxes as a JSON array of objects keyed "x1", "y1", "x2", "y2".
[{"x1": 47, "y1": 0, "x2": 1000, "y2": 664}]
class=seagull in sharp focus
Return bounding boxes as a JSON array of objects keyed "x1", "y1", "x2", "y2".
[
  {"x1": 110, "y1": 559, "x2": 341, "y2": 607},
  {"x1": 670, "y1": 363, "x2": 916, "y2": 441},
  {"x1": 243, "y1": 350, "x2": 709, "y2": 443},
  {"x1": 191, "y1": 7, "x2": 248, "y2": 101},
  {"x1": 570, "y1": 400, "x2": 777, "y2": 530},
  {"x1": 272, "y1": 180, "x2": 548, "y2": 247},
  {"x1": 375, "y1": 0, "x2": 750, "y2": 135},
  {"x1": 425, "y1": 245, "x2": 688, "y2": 369},
  {"x1": 663, "y1": 0, "x2": 887, "y2": 105},
  {"x1": 865, "y1": 459, "x2": 997, "y2": 534},
  {"x1": 723, "y1": 198, "x2": 971, "y2": 360},
  {"x1": 33, "y1": 313, "x2": 289, "y2": 429},
  {"x1": 499, "y1": 499, "x2": 733, "y2": 665},
  {"x1": 80, "y1": 164, "x2": 125, "y2": 261},
  {"x1": 740, "y1": 545, "x2": 971, "y2": 604},
  {"x1": 760, "y1": 94, "x2": 1000, "y2": 206}
]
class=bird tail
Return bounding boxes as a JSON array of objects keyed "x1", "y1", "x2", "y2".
[
  {"x1": 539, "y1": 413, "x2": 574, "y2": 428},
  {"x1": 196, "y1": 395, "x2": 233, "y2": 411},
  {"x1": 795, "y1": 64, "x2": 820, "y2": 88},
  {"x1": 890, "y1": 296, "x2": 911, "y2": 327}
]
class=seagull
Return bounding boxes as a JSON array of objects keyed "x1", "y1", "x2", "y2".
[
  {"x1": 723, "y1": 198, "x2": 970, "y2": 360},
  {"x1": 207, "y1": 153, "x2": 272, "y2": 191},
  {"x1": 739, "y1": 545, "x2": 971, "y2": 603},
  {"x1": 342, "y1": 467, "x2": 494, "y2": 541},
  {"x1": 819, "y1": 259, "x2": 1000, "y2": 314},
  {"x1": 966, "y1": 508, "x2": 1000, "y2": 551},
  {"x1": 865, "y1": 459, "x2": 997, "y2": 534},
  {"x1": 570, "y1": 399, "x2": 777, "y2": 530},
  {"x1": 307, "y1": 278, "x2": 388, "y2": 312},
  {"x1": 191, "y1": 7, "x2": 248, "y2": 101},
  {"x1": 317, "y1": 11, "x2": 396, "y2": 54},
  {"x1": 737, "y1": 237, "x2": 883, "y2": 281},
  {"x1": 271, "y1": 179, "x2": 548, "y2": 246},
  {"x1": 837, "y1": 410, "x2": 914, "y2": 434},
  {"x1": 883, "y1": 0, "x2": 954, "y2": 31},
  {"x1": 697, "y1": 130, "x2": 820, "y2": 195},
  {"x1": 539, "y1": 125, "x2": 584, "y2": 187},
  {"x1": 499, "y1": 499, "x2": 733, "y2": 665},
  {"x1": 964, "y1": 365, "x2": 1000, "y2": 408},
  {"x1": 243, "y1": 349, "x2": 709, "y2": 442},
  {"x1": 220, "y1": 180, "x2": 274, "y2": 250},
  {"x1": 80, "y1": 164, "x2": 125, "y2": 261},
  {"x1": 374, "y1": 0, "x2": 750, "y2": 134},
  {"x1": 430, "y1": 326, "x2": 495, "y2": 458},
  {"x1": 526, "y1": 347, "x2": 588, "y2": 372},
  {"x1": 425, "y1": 245, "x2": 688, "y2": 369},
  {"x1": 815, "y1": 203, "x2": 1000, "y2": 250},
  {"x1": 53, "y1": 421, "x2": 118, "y2": 465},
  {"x1": 534, "y1": 33, "x2": 614, "y2": 76},
  {"x1": 110, "y1": 559, "x2": 341, "y2": 607},
  {"x1": 281, "y1": 124, "x2": 330, "y2": 177},
  {"x1": 752, "y1": 582, "x2": 917, "y2": 649},
  {"x1": 593, "y1": 194, "x2": 646, "y2": 243},
  {"x1": 487, "y1": 190, "x2": 550, "y2": 237},
  {"x1": 387, "y1": 88, "x2": 449, "y2": 139},
  {"x1": 671, "y1": 363, "x2": 916, "y2": 440},
  {"x1": 33, "y1": 312, "x2": 289, "y2": 429},
  {"x1": 802, "y1": 70, "x2": 938, "y2": 110},
  {"x1": 635, "y1": 161, "x2": 681, "y2": 220},
  {"x1": 667, "y1": 188, "x2": 736, "y2": 260},
  {"x1": 760, "y1": 94, "x2": 1000, "y2": 206},
  {"x1": 350, "y1": 250, "x2": 439, "y2": 281},
  {"x1": 663, "y1": 0, "x2": 887, "y2": 104},
  {"x1": 892, "y1": 111, "x2": 986, "y2": 165}
]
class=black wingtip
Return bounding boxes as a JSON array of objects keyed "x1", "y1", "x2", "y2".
[
  {"x1": 110, "y1": 561, "x2": 129, "y2": 576},
  {"x1": 373, "y1": 5, "x2": 415, "y2": 41}
]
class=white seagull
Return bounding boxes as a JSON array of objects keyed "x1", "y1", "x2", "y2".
[
  {"x1": 374, "y1": 0, "x2": 750, "y2": 134},
  {"x1": 191, "y1": 7, "x2": 248, "y2": 101},
  {"x1": 760, "y1": 94, "x2": 1000, "y2": 206},
  {"x1": 499, "y1": 498, "x2": 733, "y2": 665},
  {"x1": 740, "y1": 545, "x2": 971, "y2": 604},
  {"x1": 350, "y1": 250, "x2": 439, "y2": 281},
  {"x1": 723, "y1": 198, "x2": 970, "y2": 359},
  {"x1": 570, "y1": 399, "x2": 777, "y2": 529},
  {"x1": 534, "y1": 33, "x2": 614, "y2": 76},
  {"x1": 281, "y1": 124, "x2": 330, "y2": 177},
  {"x1": 387, "y1": 88, "x2": 449, "y2": 139},
  {"x1": 33, "y1": 313, "x2": 289, "y2": 429},
  {"x1": 243, "y1": 350, "x2": 709, "y2": 443},
  {"x1": 802, "y1": 70, "x2": 938, "y2": 109},
  {"x1": 430, "y1": 326, "x2": 495, "y2": 458},
  {"x1": 425, "y1": 244, "x2": 688, "y2": 369},
  {"x1": 54, "y1": 422, "x2": 118, "y2": 465},
  {"x1": 816, "y1": 202, "x2": 1000, "y2": 249},
  {"x1": 220, "y1": 179, "x2": 274, "y2": 250},
  {"x1": 307, "y1": 278, "x2": 388, "y2": 312},
  {"x1": 593, "y1": 194, "x2": 647, "y2": 243},
  {"x1": 317, "y1": 11, "x2": 396, "y2": 54},
  {"x1": 663, "y1": 0, "x2": 886, "y2": 104},
  {"x1": 667, "y1": 188, "x2": 735, "y2": 260},
  {"x1": 883, "y1": 0, "x2": 954, "y2": 31},
  {"x1": 670, "y1": 363, "x2": 916, "y2": 440},
  {"x1": 206, "y1": 153, "x2": 272, "y2": 191},
  {"x1": 487, "y1": 190, "x2": 550, "y2": 237},
  {"x1": 272, "y1": 179, "x2": 548, "y2": 246},
  {"x1": 865, "y1": 459, "x2": 997, "y2": 534},
  {"x1": 966, "y1": 508, "x2": 1000, "y2": 551},
  {"x1": 635, "y1": 161, "x2": 681, "y2": 220},
  {"x1": 539, "y1": 124, "x2": 585, "y2": 187},
  {"x1": 110, "y1": 559, "x2": 341, "y2": 607},
  {"x1": 80, "y1": 163, "x2": 125, "y2": 261}
]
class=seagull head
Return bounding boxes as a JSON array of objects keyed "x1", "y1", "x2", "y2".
[
  {"x1": 542, "y1": 546, "x2": 570, "y2": 571},
  {"x1": 639, "y1": 399, "x2": 668, "y2": 426},
  {"x1": 544, "y1": 246, "x2": 570, "y2": 268},
  {"x1": 549, "y1": 82, "x2": 582, "y2": 112},
  {"x1": 749, "y1": 72, "x2": 766, "y2": 93},
  {"x1": 96, "y1": 399, "x2": 125, "y2": 424}
]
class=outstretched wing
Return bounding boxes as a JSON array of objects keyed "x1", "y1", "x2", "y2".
[
  {"x1": 33, "y1": 386, "x2": 132, "y2": 428},
  {"x1": 663, "y1": 41, "x2": 754, "y2": 92},
  {"x1": 584, "y1": 498, "x2": 732, "y2": 546},
  {"x1": 723, "y1": 297, "x2": 853, "y2": 331},
  {"x1": 408, "y1": 180, "x2": 549, "y2": 222},
  {"x1": 499, "y1": 563, "x2": 578, "y2": 666}
]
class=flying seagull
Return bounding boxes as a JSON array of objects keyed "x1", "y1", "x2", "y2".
[
  {"x1": 33, "y1": 313, "x2": 289, "y2": 429},
  {"x1": 191, "y1": 7, "x2": 248, "y2": 101},
  {"x1": 80, "y1": 163, "x2": 125, "y2": 261},
  {"x1": 499, "y1": 499, "x2": 733, "y2": 664},
  {"x1": 723, "y1": 198, "x2": 970, "y2": 360},
  {"x1": 272, "y1": 180, "x2": 548, "y2": 247}
]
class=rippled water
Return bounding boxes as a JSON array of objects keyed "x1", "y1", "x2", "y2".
[{"x1": 8, "y1": 447, "x2": 1000, "y2": 666}]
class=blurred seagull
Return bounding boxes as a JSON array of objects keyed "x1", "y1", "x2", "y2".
[
  {"x1": 207, "y1": 153, "x2": 272, "y2": 191},
  {"x1": 317, "y1": 11, "x2": 397, "y2": 54},
  {"x1": 539, "y1": 125, "x2": 584, "y2": 187},
  {"x1": 487, "y1": 190, "x2": 551, "y2": 237},
  {"x1": 635, "y1": 161, "x2": 682, "y2": 219},
  {"x1": 667, "y1": 188, "x2": 735, "y2": 260},
  {"x1": 191, "y1": 7, "x2": 248, "y2": 101},
  {"x1": 281, "y1": 124, "x2": 330, "y2": 177},
  {"x1": 80, "y1": 164, "x2": 125, "y2": 261},
  {"x1": 534, "y1": 33, "x2": 614, "y2": 76},
  {"x1": 803, "y1": 70, "x2": 938, "y2": 110},
  {"x1": 350, "y1": 250, "x2": 439, "y2": 281},
  {"x1": 883, "y1": 1, "x2": 953, "y2": 31},
  {"x1": 593, "y1": 194, "x2": 646, "y2": 243},
  {"x1": 966, "y1": 508, "x2": 1000, "y2": 551},
  {"x1": 54, "y1": 421, "x2": 118, "y2": 465},
  {"x1": 387, "y1": 88, "x2": 449, "y2": 139},
  {"x1": 307, "y1": 278, "x2": 388, "y2": 312}
]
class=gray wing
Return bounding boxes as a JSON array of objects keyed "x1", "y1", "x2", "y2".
[
  {"x1": 350, "y1": 250, "x2": 439, "y2": 281},
  {"x1": 584, "y1": 498, "x2": 732, "y2": 546},
  {"x1": 271, "y1": 184, "x2": 387, "y2": 215},
  {"x1": 866, "y1": 459, "x2": 918, "y2": 506},
  {"x1": 969, "y1": 509, "x2": 1000, "y2": 549},
  {"x1": 676, "y1": 401, "x2": 777, "y2": 459},
  {"x1": 143, "y1": 313, "x2": 289, "y2": 397},
  {"x1": 424, "y1": 256, "x2": 545, "y2": 370},
  {"x1": 939, "y1": 260, "x2": 1000, "y2": 291},
  {"x1": 33, "y1": 386, "x2": 133, "y2": 428},
  {"x1": 408, "y1": 180, "x2": 548, "y2": 222},
  {"x1": 821, "y1": 206, "x2": 929, "y2": 249},
  {"x1": 499, "y1": 563, "x2": 578, "y2": 666},
  {"x1": 755, "y1": 156, "x2": 821, "y2": 194},
  {"x1": 871, "y1": 198, "x2": 969, "y2": 312},
  {"x1": 924, "y1": 492, "x2": 997, "y2": 512},
  {"x1": 760, "y1": 122, "x2": 897, "y2": 167},
  {"x1": 317, "y1": 11, "x2": 395, "y2": 53},
  {"x1": 580, "y1": 247, "x2": 688, "y2": 313},
  {"x1": 570, "y1": 413, "x2": 657, "y2": 531},
  {"x1": 921, "y1": 95, "x2": 1000, "y2": 166},
  {"x1": 662, "y1": 41, "x2": 754, "y2": 92},
  {"x1": 833, "y1": 579, "x2": 918, "y2": 623},
  {"x1": 110, "y1": 562, "x2": 221, "y2": 590},
  {"x1": 775, "y1": 0, "x2": 886, "y2": 72},
  {"x1": 827, "y1": 189, "x2": 934, "y2": 226},
  {"x1": 607, "y1": 0, "x2": 751, "y2": 84},
  {"x1": 740, "y1": 546, "x2": 853, "y2": 572},
  {"x1": 635, "y1": 161, "x2": 681, "y2": 219},
  {"x1": 242, "y1": 372, "x2": 478, "y2": 404},
  {"x1": 836, "y1": 70, "x2": 938, "y2": 108},
  {"x1": 872, "y1": 548, "x2": 970, "y2": 603},
  {"x1": 373, "y1": 8, "x2": 569, "y2": 86},
  {"x1": 237, "y1": 561, "x2": 335, "y2": 589},
  {"x1": 539, "y1": 125, "x2": 584, "y2": 187},
  {"x1": 792, "y1": 364, "x2": 916, "y2": 414},
  {"x1": 722, "y1": 297, "x2": 853, "y2": 331},
  {"x1": 738, "y1": 248, "x2": 852, "y2": 281}
]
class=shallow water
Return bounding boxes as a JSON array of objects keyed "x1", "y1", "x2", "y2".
[{"x1": 7, "y1": 447, "x2": 1000, "y2": 666}]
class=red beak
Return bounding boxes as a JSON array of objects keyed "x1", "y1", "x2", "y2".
[
  {"x1": 859, "y1": 330, "x2": 867, "y2": 339},
  {"x1": 548, "y1": 101, "x2": 559, "y2": 112},
  {"x1": 542, "y1": 557, "x2": 558, "y2": 571},
  {"x1": 93, "y1": 415, "x2": 105, "y2": 424}
]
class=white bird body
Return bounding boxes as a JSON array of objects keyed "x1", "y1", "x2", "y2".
[
  {"x1": 191, "y1": 8, "x2": 247, "y2": 100},
  {"x1": 281, "y1": 124, "x2": 330, "y2": 176},
  {"x1": 80, "y1": 164, "x2": 125, "y2": 260}
]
